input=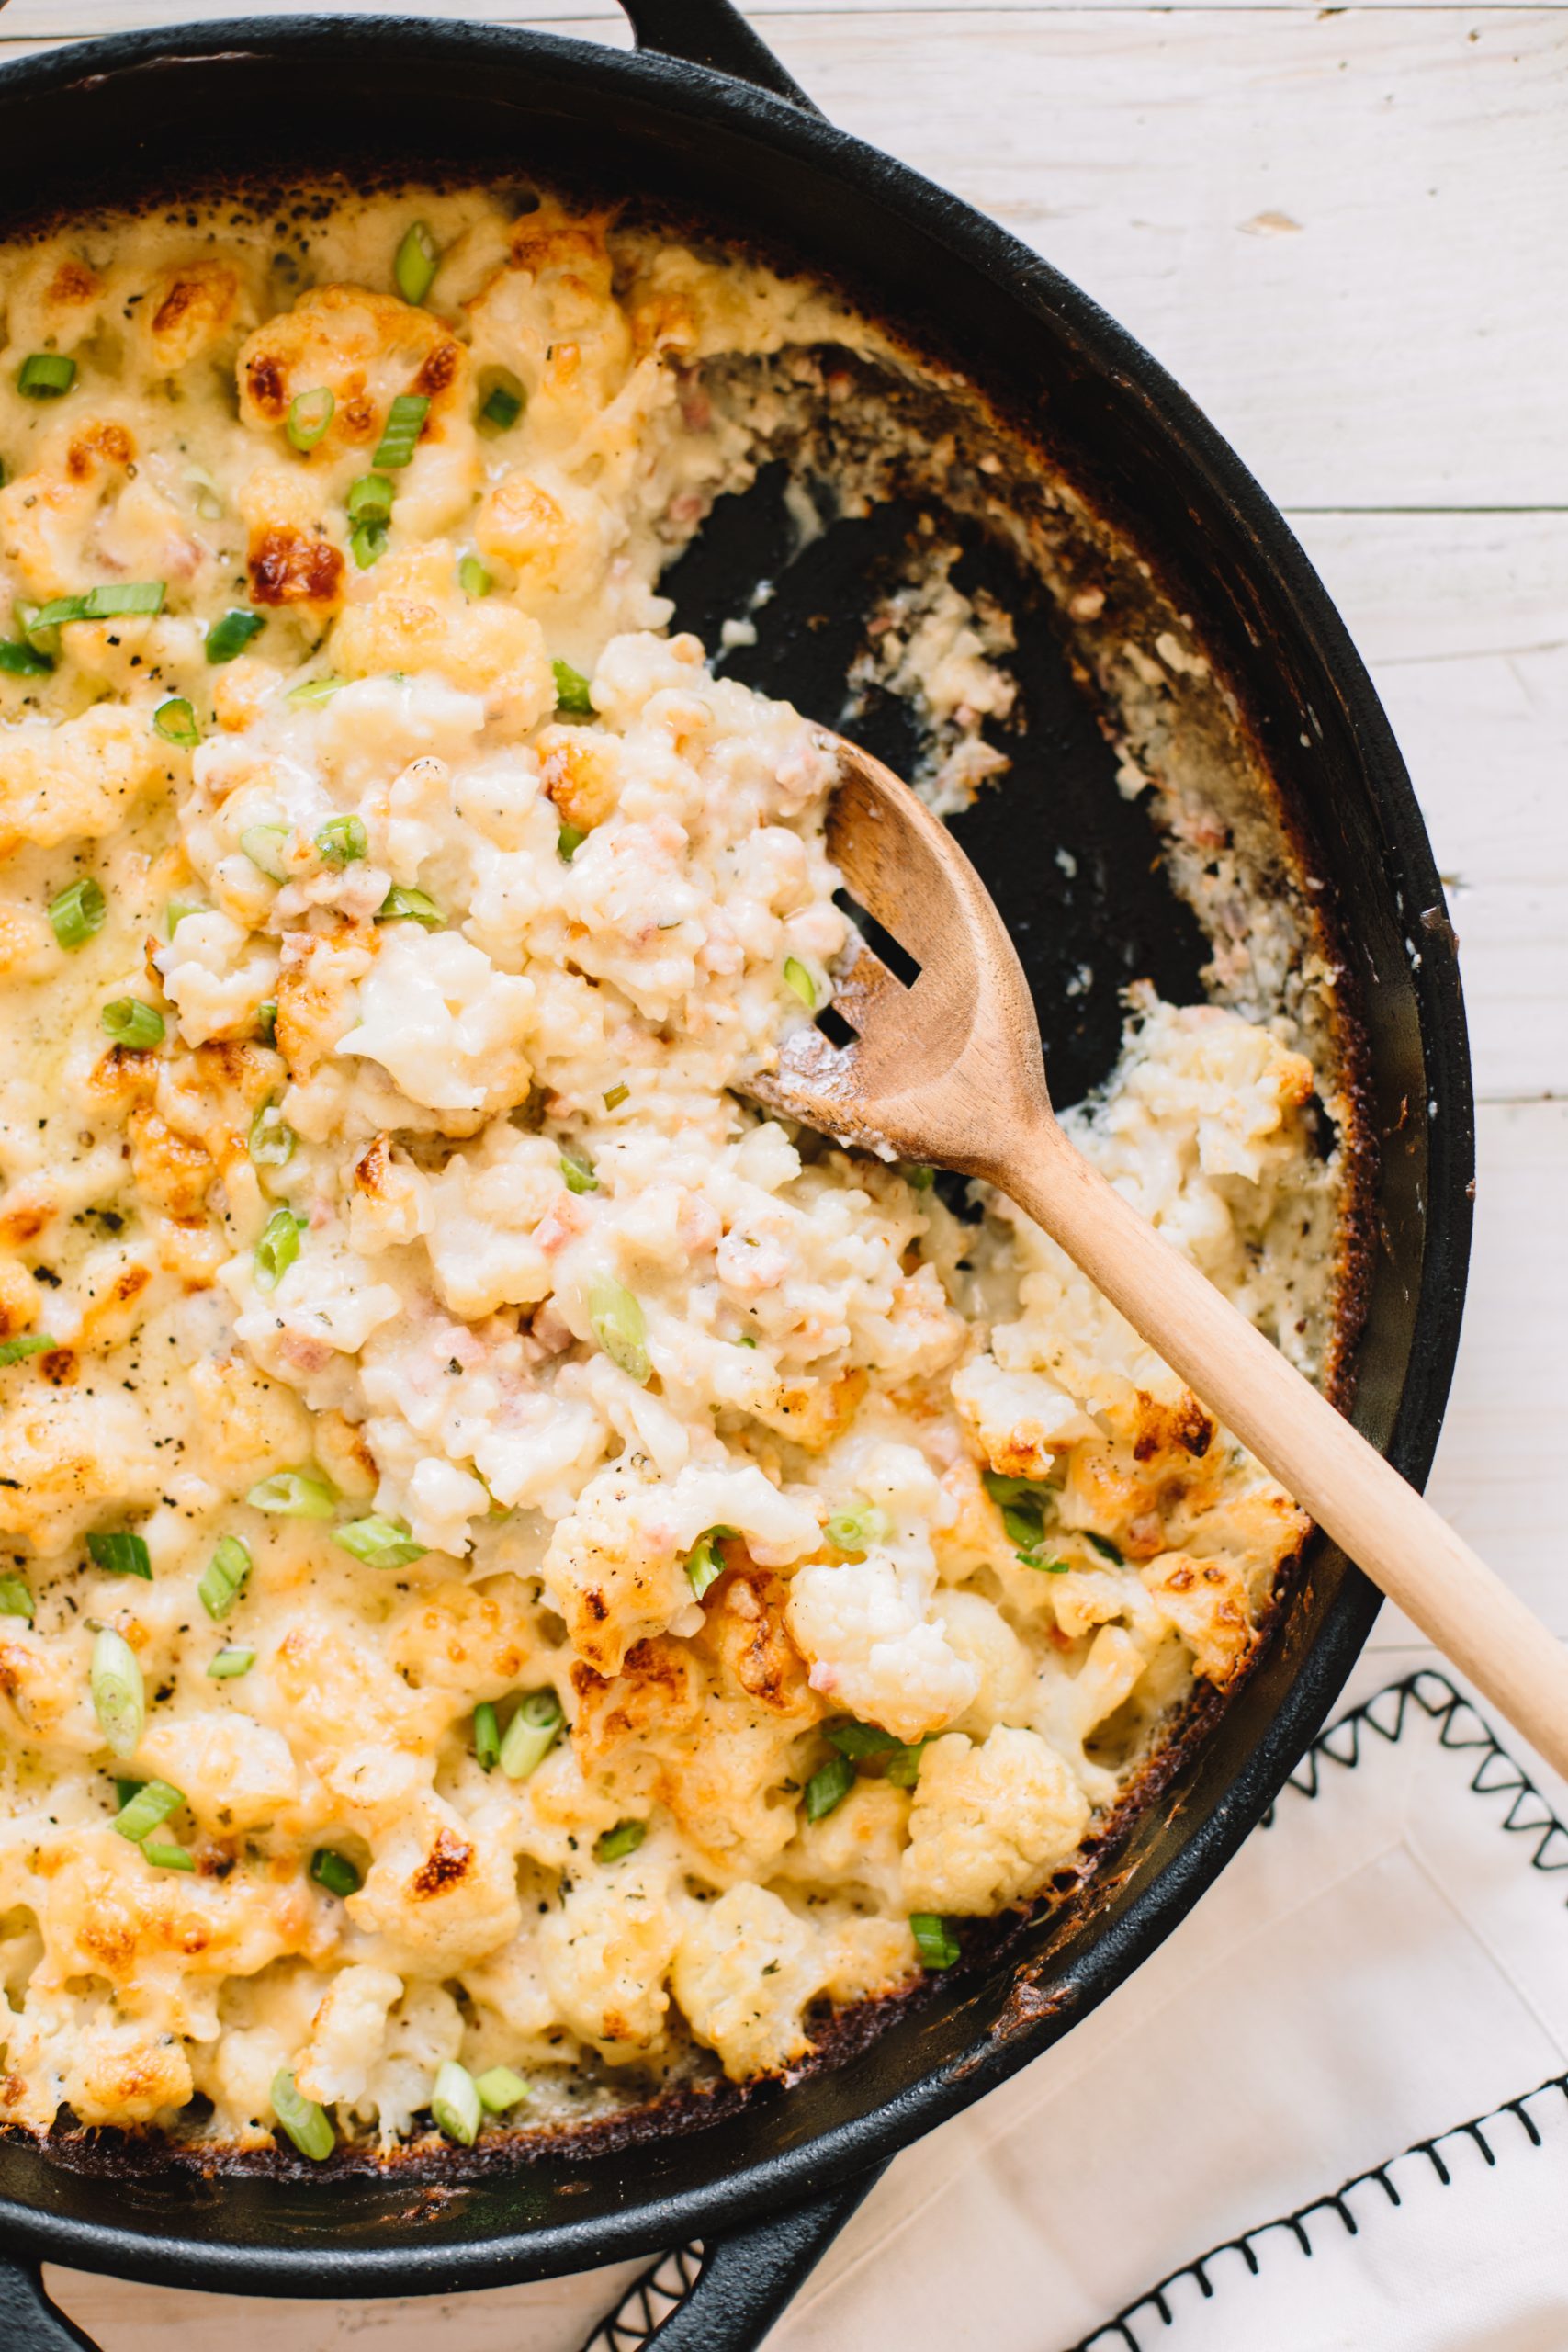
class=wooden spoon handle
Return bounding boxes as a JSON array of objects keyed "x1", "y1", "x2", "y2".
[{"x1": 1006, "y1": 1116, "x2": 1568, "y2": 1782}]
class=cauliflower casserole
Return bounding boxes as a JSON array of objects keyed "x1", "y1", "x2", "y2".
[{"x1": 0, "y1": 187, "x2": 1347, "y2": 2161}]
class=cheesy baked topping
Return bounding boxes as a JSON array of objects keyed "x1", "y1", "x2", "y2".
[{"x1": 0, "y1": 187, "x2": 1335, "y2": 2156}]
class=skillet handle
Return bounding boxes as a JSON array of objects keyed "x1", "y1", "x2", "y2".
[
  {"x1": 600, "y1": 2167, "x2": 886, "y2": 2352},
  {"x1": 0, "y1": 2255, "x2": 97, "y2": 2350},
  {"x1": 614, "y1": 0, "x2": 818, "y2": 108}
]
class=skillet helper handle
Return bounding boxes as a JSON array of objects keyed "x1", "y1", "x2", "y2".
[
  {"x1": 614, "y1": 0, "x2": 818, "y2": 107},
  {"x1": 627, "y1": 2169, "x2": 886, "y2": 2352},
  {"x1": 1006, "y1": 1114, "x2": 1568, "y2": 1783},
  {"x1": 0, "y1": 2255, "x2": 98, "y2": 2351}
]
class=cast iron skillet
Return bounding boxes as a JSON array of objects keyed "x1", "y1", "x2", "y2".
[{"x1": 0, "y1": 8, "x2": 1473, "y2": 2348}]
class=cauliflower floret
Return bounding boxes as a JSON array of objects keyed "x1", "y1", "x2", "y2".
[
  {"x1": 293, "y1": 1964, "x2": 402, "y2": 2111},
  {"x1": 537, "y1": 1843, "x2": 679, "y2": 2064},
  {"x1": 0, "y1": 704, "x2": 174, "y2": 854},
  {"x1": 338, "y1": 926, "x2": 535, "y2": 1115},
  {"x1": 940, "y1": 1589, "x2": 1035, "y2": 1736},
  {"x1": 328, "y1": 545, "x2": 554, "y2": 736},
  {"x1": 1141, "y1": 1549, "x2": 1255, "y2": 1686},
  {"x1": 347, "y1": 1802, "x2": 522, "y2": 1973},
  {"x1": 155, "y1": 910, "x2": 278, "y2": 1048},
  {"x1": 900, "y1": 1726, "x2": 1090, "y2": 1915},
  {"x1": 773, "y1": 1778, "x2": 911, "y2": 1909},
  {"x1": 671, "y1": 1885, "x2": 827, "y2": 2080},
  {"x1": 787, "y1": 1558, "x2": 978, "y2": 1747},
  {"x1": 950, "y1": 1354, "x2": 1098, "y2": 1480},
  {"x1": 136, "y1": 1711, "x2": 299, "y2": 1834},
  {"x1": 543, "y1": 1459, "x2": 820, "y2": 1677},
  {"x1": 419, "y1": 1125, "x2": 560, "y2": 1317}
]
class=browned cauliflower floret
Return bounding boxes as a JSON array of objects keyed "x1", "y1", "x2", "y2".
[
  {"x1": 0, "y1": 1385, "x2": 162, "y2": 1555},
  {"x1": 386, "y1": 1576, "x2": 539, "y2": 1698},
  {"x1": 773, "y1": 1778, "x2": 911, "y2": 1909},
  {"x1": 671, "y1": 1884, "x2": 827, "y2": 2080},
  {"x1": 347, "y1": 1804, "x2": 521, "y2": 1973},
  {"x1": 1140, "y1": 1549, "x2": 1255, "y2": 1686},
  {"x1": 900, "y1": 1726, "x2": 1090, "y2": 1916},
  {"x1": 134, "y1": 259, "x2": 250, "y2": 377},
  {"x1": 237, "y1": 284, "x2": 465, "y2": 453}
]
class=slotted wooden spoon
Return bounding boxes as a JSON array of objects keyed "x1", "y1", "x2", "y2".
[{"x1": 751, "y1": 734, "x2": 1568, "y2": 1779}]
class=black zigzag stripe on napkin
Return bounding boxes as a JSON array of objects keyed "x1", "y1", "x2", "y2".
[
  {"x1": 1073, "y1": 1668, "x2": 1568, "y2": 2352},
  {"x1": 584, "y1": 1669, "x2": 1564, "y2": 2352}
]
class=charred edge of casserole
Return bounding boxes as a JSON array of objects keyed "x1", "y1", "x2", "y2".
[{"x1": 0, "y1": 164, "x2": 1378, "y2": 2168}]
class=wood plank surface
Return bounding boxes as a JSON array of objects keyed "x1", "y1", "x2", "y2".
[{"x1": 6, "y1": 0, "x2": 1566, "y2": 2343}]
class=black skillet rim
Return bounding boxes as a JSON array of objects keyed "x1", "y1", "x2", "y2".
[{"x1": 0, "y1": 9, "x2": 1473, "y2": 2296}]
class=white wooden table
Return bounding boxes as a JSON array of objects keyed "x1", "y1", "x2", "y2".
[{"x1": 6, "y1": 0, "x2": 1564, "y2": 2342}]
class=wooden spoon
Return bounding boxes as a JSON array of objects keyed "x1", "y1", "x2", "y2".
[{"x1": 751, "y1": 732, "x2": 1568, "y2": 1780}]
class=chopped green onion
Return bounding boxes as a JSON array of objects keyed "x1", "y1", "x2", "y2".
[
  {"x1": 91, "y1": 1626, "x2": 144, "y2": 1759},
  {"x1": 114, "y1": 1778, "x2": 141, "y2": 1810},
  {"x1": 287, "y1": 673, "x2": 347, "y2": 706},
  {"x1": 474, "y1": 2065, "x2": 528, "y2": 2114},
  {"x1": 18, "y1": 352, "x2": 76, "y2": 399},
  {"x1": 685, "y1": 1526, "x2": 735, "y2": 1601},
  {"x1": 1030, "y1": 1555, "x2": 1070, "y2": 1576},
  {"x1": 373, "y1": 392, "x2": 430, "y2": 470},
  {"x1": 310, "y1": 1847, "x2": 361, "y2": 1898},
  {"x1": 593, "y1": 1818, "x2": 646, "y2": 1864},
  {"x1": 376, "y1": 884, "x2": 442, "y2": 927},
  {"x1": 332, "y1": 1514, "x2": 425, "y2": 1568},
  {"x1": 394, "y1": 221, "x2": 440, "y2": 307},
  {"x1": 165, "y1": 897, "x2": 206, "y2": 936},
  {"x1": 431, "y1": 2058, "x2": 480, "y2": 2148},
  {"x1": 254, "y1": 1205, "x2": 305, "y2": 1291},
  {"x1": 1083, "y1": 1531, "x2": 1125, "y2": 1564},
  {"x1": 0, "y1": 1334, "x2": 53, "y2": 1368},
  {"x1": 48, "y1": 876, "x2": 106, "y2": 951},
  {"x1": 734, "y1": 1333, "x2": 757, "y2": 1348},
  {"x1": 351, "y1": 520, "x2": 388, "y2": 570},
  {"x1": 910, "y1": 1913, "x2": 961, "y2": 1970},
  {"x1": 982, "y1": 1470, "x2": 1055, "y2": 1564},
  {"x1": 905, "y1": 1163, "x2": 935, "y2": 1191},
  {"x1": 79, "y1": 582, "x2": 165, "y2": 620},
  {"x1": 185, "y1": 463, "x2": 224, "y2": 520},
  {"x1": 499, "y1": 1689, "x2": 563, "y2": 1782},
  {"x1": 557, "y1": 823, "x2": 587, "y2": 863},
  {"x1": 783, "y1": 956, "x2": 817, "y2": 1009},
  {"x1": 101, "y1": 998, "x2": 164, "y2": 1050},
  {"x1": 0, "y1": 1573, "x2": 33, "y2": 1621},
  {"x1": 87, "y1": 1530, "x2": 151, "y2": 1579},
  {"x1": 249, "y1": 1098, "x2": 296, "y2": 1169},
  {"x1": 28, "y1": 594, "x2": 87, "y2": 638},
  {"x1": 346, "y1": 473, "x2": 395, "y2": 526},
  {"x1": 0, "y1": 638, "x2": 52, "y2": 676},
  {"x1": 603, "y1": 1083, "x2": 629, "y2": 1111},
  {"x1": 240, "y1": 823, "x2": 291, "y2": 881},
  {"x1": 245, "y1": 1469, "x2": 338, "y2": 1518},
  {"x1": 558, "y1": 1147, "x2": 597, "y2": 1195},
  {"x1": 207, "y1": 1645, "x2": 255, "y2": 1679},
  {"x1": 883, "y1": 1739, "x2": 927, "y2": 1789},
  {"x1": 206, "y1": 608, "x2": 265, "y2": 664},
  {"x1": 477, "y1": 371, "x2": 525, "y2": 433},
  {"x1": 473, "y1": 1701, "x2": 501, "y2": 1770},
  {"x1": 586, "y1": 1271, "x2": 649, "y2": 1385},
  {"x1": 804, "y1": 1755, "x2": 854, "y2": 1822},
  {"x1": 824, "y1": 1721, "x2": 900, "y2": 1762},
  {"x1": 256, "y1": 998, "x2": 278, "y2": 1043},
  {"x1": 551, "y1": 659, "x2": 593, "y2": 717},
  {"x1": 315, "y1": 813, "x2": 367, "y2": 867},
  {"x1": 458, "y1": 555, "x2": 492, "y2": 598},
  {"x1": 153, "y1": 696, "x2": 200, "y2": 748},
  {"x1": 272, "y1": 2069, "x2": 334, "y2": 2162},
  {"x1": 198, "y1": 1533, "x2": 251, "y2": 1621},
  {"x1": 112, "y1": 1778, "x2": 183, "y2": 1843},
  {"x1": 824, "y1": 1499, "x2": 890, "y2": 1554},
  {"x1": 287, "y1": 386, "x2": 335, "y2": 452},
  {"x1": 141, "y1": 1840, "x2": 194, "y2": 1871}
]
